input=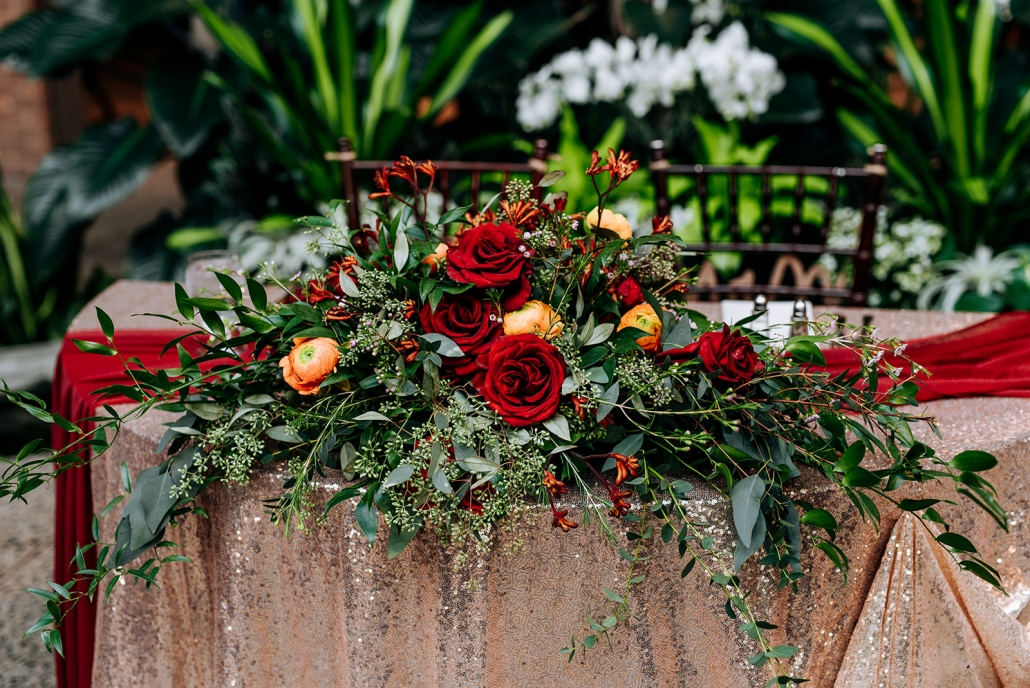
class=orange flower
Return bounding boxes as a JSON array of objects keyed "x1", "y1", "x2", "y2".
[
  {"x1": 617, "y1": 303, "x2": 662, "y2": 353},
  {"x1": 651, "y1": 215, "x2": 674, "y2": 235},
  {"x1": 552, "y1": 509, "x2": 579, "y2": 532},
  {"x1": 586, "y1": 207, "x2": 633, "y2": 240},
  {"x1": 543, "y1": 470, "x2": 568, "y2": 498},
  {"x1": 423, "y1": 242, "x2": 449, "y2": 273},
  {"x1": 612, "y1": 453, "x2": 640, "y2": 485},
  {"x1": 503, "y1": 300, "x2": 563, "y2": 339},
  {"x1": 279, "y1": 337, "x2": 340, "y2": 395}
]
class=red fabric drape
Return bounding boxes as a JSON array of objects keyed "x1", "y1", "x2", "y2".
[
  {"x1": 52, "y1": 330, "x2": 187, "y2": 688},
  {"x1": 819, "y1": 311, "x2": 1030, "y2": 400}
]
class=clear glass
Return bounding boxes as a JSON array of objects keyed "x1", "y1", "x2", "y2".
[{"x1": 184, "y1": 250, "x2": 244, "y2": 297}]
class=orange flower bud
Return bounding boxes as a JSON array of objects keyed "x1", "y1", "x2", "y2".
[
  {"x1": 586, "y1": 207, "x2": 633, "y2": 240},
  {"x1": 279, "y1": 337, "x2": 340, "y2": 395},
  {"x1": 617, "y1": 303, "x2": 662, "y2": 353},
  {"x1": 503, "y1": 300, "x2": 563, "y2": 339}
]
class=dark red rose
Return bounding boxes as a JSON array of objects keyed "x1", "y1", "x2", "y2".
[
  {"x1": 662, "y1": 325, "x2": 760, "y2": 384},
  {"x1": 613, "y1": 276, "x2": 644, "y2": 307},
  {"x1": 420, "y1": 293, "x2": 501, "y2": 377},
  {"x1": 476, "y1": 334, "x2": 565, "y2": 427},
  {"x1": 446, "y1": 222, "x2": 529, "y2": 291},
  {"x1": 499, "y1": 273, "x2": 532, "y2": 311}
]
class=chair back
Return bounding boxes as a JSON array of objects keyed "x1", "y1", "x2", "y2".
[
  {"x1": 649, "y1": 141, "x2": 887, "y2": 306},
  {"x1": 326, "y1": 138, "x2": 550, "y2": 232}
]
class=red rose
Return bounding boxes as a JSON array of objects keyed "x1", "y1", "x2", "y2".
[
  {"x1": 476, "y1": 334, "x2": 565, "y2": 427},
  {"x1": 663, "y1": 325, "x2": 760, "y2": 384},
  {"x1": 613, "y1": 276, "x2": 644, "y2": 307},
  {"x1": 446, "y1": 222, "x2": 531, "y2": 310},
  {"x1": 419, "y1": 293, "x2": 501, "y2": 376}
]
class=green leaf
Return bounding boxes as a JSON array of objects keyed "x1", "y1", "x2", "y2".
[
  {"x1": 936, "y1": 532, "x2": 977, "y2": 553},
  {"x1": 190, "y1": 0, "x2": 272, "y2": 82},
  {"x1": 949, "y1": 450, "x2": 997, "y2": 473},
  {"x1": 602, "y1": 587, "x2": 623, "y2": 603},
  {"x1": 265, "y1": 426, "x2": 303, "y2": 443},
  {"x1": 146, "y1": 49, "x2": 221, "y2": 157},
  {"x1": 174, "y1": 283, "x2": 194, "y2": 320},
  {"x1": 898, "y1": 498, "x2": 944, "y2": 511},
  {"x1": 765, "y1": 645, "x2": 798, "y2": 659},
  {"x1": 355, "y1": 485, "x2": 379, "y2": 544},
  {"x1": 836, "y1": 441, "x2": 865, "y2": 473},
  {"x1": 387, "y1": 519, "x2": 422, "y2": 559},
  {"x1": 422, "y1": 10, "x2": 513, "y2": 119},
  {"x1": 799, "y1": 508, "x2": 838, "y2": 532},
  {"x1": 785, "y1": 338, "x2": 824, "y2": 366},
  {"x1": 96, "y1": 307, "x2": 115, "y2": 341},
  {"x1": 958, "y1": 559, "x2": 1003, "y2": 589},
  {"x1": 247, "y1": 278, "x2": 267, "y2": 311},
  {"x1": 323, "y1": 484, "x2": 365, "y2": 517},
  {"x1": 730, "y1": 474, "x2": 765, "y2": 549},
  {"x1": 420, "y1": 333, "x2": 463, "y2": 357},
  {"x1": 393, "y1": 227, "x2": 410, "y2": 271},
  {"x1": 842, "y1": 466, "x2": 880, "y2": 488},
  {"x1": 383, "y1": 464, "x2": 415, "y2": 489},
  {"x1": 542, "y1": 414, "x2": 571, "y2": 442},
  {"x1": 72, "y1": 339, "x2": 117, "y2": 356},
  {"x1": 214, "y1": 272, "x2": 243, "y2": 302}
]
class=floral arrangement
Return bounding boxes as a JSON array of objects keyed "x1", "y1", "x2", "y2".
[{"x1": 1, "y1": 151, "x2": 1007, "y2": 684}]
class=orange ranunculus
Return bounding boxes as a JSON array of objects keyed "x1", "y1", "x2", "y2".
[
  {"x1": 422, "y1": 242, "x2": 449, "y2": 273},
  {"x1": 586, "y1": 207, "x2": 633, "y2": 240},
  {"x1": 503, "y1": 300, "x2": 563, "y2": 339},
  {"x1": 617, "y1": 303, "x2": 662, "y2": 353},
  {"x1": 279, "y1": 337, "x2": 340, "y2": 395}
]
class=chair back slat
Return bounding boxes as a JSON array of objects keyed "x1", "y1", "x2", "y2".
[
  {"x1": 821, "y1": 169, "x2": 843, "y2": 243},
  {"x1": 648, "y1": 139, "x2": 887, "y2": 306},
  {"x1": 791, "y1": 173, "x2": 805, "y2": 238},
  {"x1": 728, "y1": 171, "x2": 740, "y2": 241},
  {"x1": 696, "y1": 166, "x2": 711, "y2": 243},
  {"x1": 329, "y1": 138, "x2": 549, "y2": 227},
  {"x1": 760, "y1": 171, "x2": 772, "y2": 242}
]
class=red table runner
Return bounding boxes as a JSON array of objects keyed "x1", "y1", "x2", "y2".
[
  {"x1": 52, "y1": 329, "x2": 187, "y2": 688},
  {"x1": 819, "y1": 311, "x2": 1030, "y2": 400}
]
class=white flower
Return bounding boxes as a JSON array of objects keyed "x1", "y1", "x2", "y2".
[
  {"x1": 918, "y1": 245, "x2": 1024, "y2": 311},
  {"x1": 687, "y1": 23, "x2": 785, "y2": 121},
  {"x1": 689, "y1": 0, "x2": 725, "y2": 25}
]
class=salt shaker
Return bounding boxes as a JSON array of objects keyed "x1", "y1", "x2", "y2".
[{"x1": 789, "y1": 299, "x2": 807, "y2": 337}]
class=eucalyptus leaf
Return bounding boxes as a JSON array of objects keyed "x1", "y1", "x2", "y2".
[{"x1": 731, "y1": 474, "x2": 765, "y2": 549}]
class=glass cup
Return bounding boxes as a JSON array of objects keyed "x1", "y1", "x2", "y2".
[{"x1": 184, "y1": 250, "x2": 244, "y2": 298}]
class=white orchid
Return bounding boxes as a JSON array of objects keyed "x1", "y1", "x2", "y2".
[
  {"x1": 515, "y1": 23, "x2": 783, "y2": 131},
  {"x1": 917, "y1": 245, "x2": 1026, "y2": 311}
]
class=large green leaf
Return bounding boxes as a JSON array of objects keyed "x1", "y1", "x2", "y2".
[
  {"x1": 147, "y1": 50, "x2": 222, "y2": 157},
  {"x1": 63, "y1": 118, "x2": 164, "y2": 219},
  {"x1": 924, "y1": 0, "x2": 969, "y2": 177},
  {"x1": 423, "y1": 10, "x2": 513, "y2": 118},
  {"x1": 874, "y1": 0, "x2": 948, "y2": 145},
  {"x1": 414, "y1": 2, "x2": 482, "y2": 98},
  {"x1": 191, "y1": 0, "x2": 272, "y2": 83},
  {"x1": 295, "y1": 0, "x2": 339, "y2": 136},
  {"x1": 363, "y1": 0, "x2": 414, "y2": 157},
  {"x1": 22, "y1": 148, "x2": 86, "y2": 276},
  {"x1": 22, "y1": 118, "x2": 163, "y2": 275},
  {"x1": 969, "y1": 0, "x2": 997, "y2": 171}
]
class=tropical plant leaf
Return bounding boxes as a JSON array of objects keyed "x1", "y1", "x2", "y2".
[{"x1": 147, "y1": 49, "x2": 222, "y2": 157}]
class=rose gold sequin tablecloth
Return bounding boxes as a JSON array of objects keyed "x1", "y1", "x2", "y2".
[{"x1": 77, "y1": 283, "x2": 1030, "y2": 687}]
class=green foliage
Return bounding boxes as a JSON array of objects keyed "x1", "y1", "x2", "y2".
[{"x1": 768, "y1": 2, "x2": 1030, "y2": 252}]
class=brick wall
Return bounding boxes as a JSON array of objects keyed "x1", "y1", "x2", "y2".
[{"x1": 0, "y1": 0, "x2": 52, "y2": 208}]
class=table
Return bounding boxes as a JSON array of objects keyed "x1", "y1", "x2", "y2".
[{"x1": 69, "y1": 282, "x2": 1030, "y2": 687}]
